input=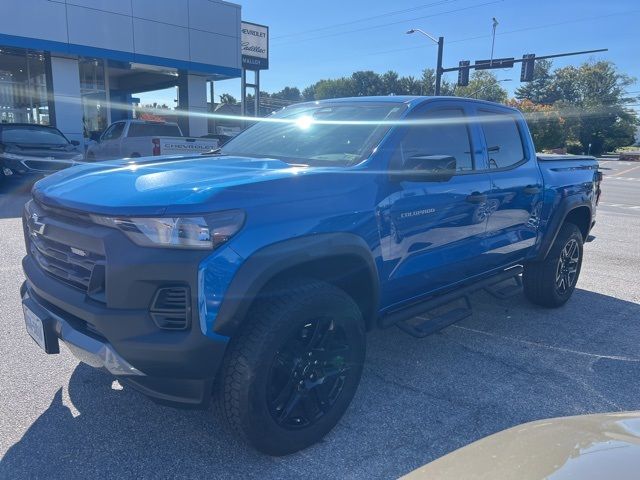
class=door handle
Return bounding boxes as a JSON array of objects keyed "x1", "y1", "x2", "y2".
[
  {"x1": 523, "y1": 185, "x2": 541, "y2": 195},
  {"x1": 466, "y1": 192, "x2": 487, "y2": 204}
]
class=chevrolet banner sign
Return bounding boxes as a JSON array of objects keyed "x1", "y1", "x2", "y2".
[{"x1": 241, "y1": 21, "x2": 269, "y2": 70}]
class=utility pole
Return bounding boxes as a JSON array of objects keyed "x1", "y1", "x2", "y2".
[
  {"x1": 435, "y1": 36, "x2": 444, "y2": 96},
  {"x1": 406, "y1": 29, "x2": 444, "y2": 96}
]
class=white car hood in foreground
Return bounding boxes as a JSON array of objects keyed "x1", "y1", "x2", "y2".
[{"x1": 402, "y1": 412, "x2": 640, "y2": 480}]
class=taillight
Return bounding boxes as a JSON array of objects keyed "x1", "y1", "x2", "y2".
[{"x1": 152, "y1": 138, "x2": 161, "y2": 156}]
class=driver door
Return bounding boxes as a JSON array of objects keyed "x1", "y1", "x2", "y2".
[{"x1": 378, "y1": 104, "x2": 493, "y2": 307}]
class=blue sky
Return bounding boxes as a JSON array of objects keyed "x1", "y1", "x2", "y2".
[{"x1": 140, "y1": 0, "x2": 640, "y2": 107}]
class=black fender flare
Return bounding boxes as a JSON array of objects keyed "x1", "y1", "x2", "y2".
[
  {"x1": 213, "y1": 233, "x2": 380, "y2": 337},
  {"x1": 536, "y1": 199, "x2": 592, "y2": 261}
]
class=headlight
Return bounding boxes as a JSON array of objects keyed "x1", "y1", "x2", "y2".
[
  {"x1": 71, "y1": 153, "x2": 85, "y2": 161},
  {"x1": 2, "y1": 153, "x2": 23, "y2": 160},
  {"x1": 91, "y1": 210, "x2": 245, "y2": 249}
]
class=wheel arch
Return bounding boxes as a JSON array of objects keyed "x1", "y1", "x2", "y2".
[
  {"x1": 213, "y1": 233, "x2": 380, "y2": 337},
  {"x1": 564, "y1": 206, "x2": 591, "y2": 240},
  {"x1": 536, "y1": 201, "x2": 592, "y2": 261}
]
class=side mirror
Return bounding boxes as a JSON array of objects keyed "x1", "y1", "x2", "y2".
[
  {"x1": 89, "y1": 131, "x2": 102, "y2": 143},
  {"x1": 393, "y1": 154, "x2": 457, "y2": 182},
  {"x1": 70, "y1": 140, "x2": 80, "y2": 146}
]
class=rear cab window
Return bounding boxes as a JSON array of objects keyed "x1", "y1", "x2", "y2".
[
  {"x1": 477, "y1": 110, "x2": 525, "y2": 169},
  {"x1": 128, "y1": 123, "x2": 182, "y2": 137}
]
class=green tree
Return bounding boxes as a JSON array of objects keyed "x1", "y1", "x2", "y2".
[
  {"x1": 272, "y1": 86, "x2": 302, "y2": 102},
  {"x1": 551, "y1": 61, "x2": 637, "y2": 154},
  {"x1": 420, "y1": 68, "x2": 455, "y2": 96},
  {"x1": 454, "y1": 71, "x2": 508, "y2": 103},
  {"x1": 350, "y1": 70, "x2": 384, "y2": 96},
  {"x1": 508, "y1": 99, "x2": 566, "y2": 150},
  {"x1": 302, "y1": 85, "x2": 316, "y2": 101},
  {"x1": 219, "y1": 93, "x2": 237, "y2": 105},
  {"x1": 398, "y1": 75, "x2": 422, "y2": 95},
  {"x1": 312, "y1": 77, "x2": 355, "y2": 99},
  {"x1": 515, "y1": 59, "x2": 555, "y2": 104},
  {"x1": 381, "y1": 71, "x2": 401, "y2": 95}
]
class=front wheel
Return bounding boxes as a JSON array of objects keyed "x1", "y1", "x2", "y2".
[
  {"x1": 523, "y1": 222, "x2": 584, "y2": 307},
  {"x1": 217, "y1": 279, "x2": 366, "y2": 455}
]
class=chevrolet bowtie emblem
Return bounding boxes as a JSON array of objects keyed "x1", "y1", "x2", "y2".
[{"x1": 31, "y1": 213, "x2": 46, "y2": 235}]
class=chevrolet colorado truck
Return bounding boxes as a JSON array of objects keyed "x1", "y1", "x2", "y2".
[
  {"x1": 85, "y1": 120, "x2": 219, "y2": 160},
  {"x1": 20, "y1": 97, "x2": 601, "y2": 455}
]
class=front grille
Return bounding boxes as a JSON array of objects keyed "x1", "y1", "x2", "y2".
[
  {"x1": 25, "y1": 205, "x2": 105, "y2": 295},
  {"x1": 23, "y1": 160, "x2": 72, "y2": 171},
  {"x1": 29, "y1": 233, "x2": 104, "y2": 291}
]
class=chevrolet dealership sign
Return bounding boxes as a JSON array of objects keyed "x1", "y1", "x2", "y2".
[{"x1": 241, "y1": 21, "x2": 269, "y2": 70}]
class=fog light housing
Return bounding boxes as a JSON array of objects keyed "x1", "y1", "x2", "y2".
[{"x1": 150, "y1": 286, "x2": 190, "y2": 330}]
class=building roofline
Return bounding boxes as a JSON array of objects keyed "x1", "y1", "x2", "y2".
[{"x1": 0, "y1": 32, "x2": 241, "y2": 79}]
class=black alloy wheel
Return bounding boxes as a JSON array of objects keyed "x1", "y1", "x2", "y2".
[
  {"x1": 267, "y1": 317, "x2": 351, "y2": 429},
  {"x1": 555, "y1": 238, "x2": 580, "y2": 296},
  {"x1": 217, "y1": 278, "x2": 366, "y2": 455}
]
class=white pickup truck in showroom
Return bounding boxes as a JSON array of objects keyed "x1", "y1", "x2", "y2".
[{"x1": 86, "y1": 120, "x2": 219, "y2": 160}]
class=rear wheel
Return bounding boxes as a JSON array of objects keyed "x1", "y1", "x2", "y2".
[
  {"x1": 217, "y1": 279, "x2": 366, "y2": 455},
  {"x1": 523, "y1": 223, "x2": 584, "y2": 307}
]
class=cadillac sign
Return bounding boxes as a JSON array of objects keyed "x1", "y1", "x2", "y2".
[{"x1": 241, "y1": 21, "x2": 269, "y2": 70}]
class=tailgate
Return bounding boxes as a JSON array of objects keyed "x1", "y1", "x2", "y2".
[{"x1": 158, "y1": 137, "x2": 218, "y2": 155}]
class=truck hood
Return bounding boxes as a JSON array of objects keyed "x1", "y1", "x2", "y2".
[{"x1": 33, "y1": 155, "x2": 308, "y2": 215}]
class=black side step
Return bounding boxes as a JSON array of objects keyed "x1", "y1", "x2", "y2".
[
  {"x1": 397, "y1": 296, "x2": 472, "y2": 338},
  {"x1": 380, "y1": 266, "x2": 524, "y2": 330},
  {"x1": 484, "y1": 275, "x2": 523, "y2": 300}
]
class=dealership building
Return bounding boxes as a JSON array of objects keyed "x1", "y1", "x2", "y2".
[{"x1": 0, "y1": 0, "x2": 250, "y2": 146}]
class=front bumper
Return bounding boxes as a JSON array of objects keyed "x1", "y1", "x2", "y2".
[
  {"x1": 22, "y1": 286, "x2": 143, "y2": 376},
  {"x1": 20, "y1": 199, "x2": 236, "y2": 407},
  {"x1": 21, "y1": 275, "x2": 227, "y2": 407},
  {"x1": 1, "y1": 156, "x2": 79, "y2": 174}
]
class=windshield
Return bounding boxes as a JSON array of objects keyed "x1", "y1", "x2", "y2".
[
  {"x1": 220, "y1": 102, "x2": 407, "y2": 166},
  {"x1": 0, "y1": 125, "x2": 69, "y2": 146}
]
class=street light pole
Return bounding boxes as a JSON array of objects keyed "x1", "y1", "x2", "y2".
[
  {"x1": 406, "y1": 29, "x2": 444, "y2": 96},
  {"x1": 435, "y1": 36, "x2": 444, "y2": 96}
]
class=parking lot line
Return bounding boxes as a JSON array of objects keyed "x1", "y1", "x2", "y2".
[{"x1": 612, "y1": 164, "x2": 640, "y2": 177}]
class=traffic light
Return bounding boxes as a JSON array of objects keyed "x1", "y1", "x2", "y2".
[
  {"x1": 520, "y1": 54, "x2": 535, "y2": 82},
  {"x1": 457, "y1": 60, "x2": 470, "y2": 87}
]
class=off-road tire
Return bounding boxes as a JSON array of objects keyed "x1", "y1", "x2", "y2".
[
  {"x1": 523, "y1": 222, "x2": 584, "y2": 308},
  {"x1": 217, "y1": 278, "x2": 366, "y2": 455}
]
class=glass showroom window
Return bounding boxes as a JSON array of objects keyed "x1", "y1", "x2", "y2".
[
  {"x1": 0, "y1": 47, "x2": 50, "y2": 124},
  {"x1": 79, "y1": 57, "x2": 109, "y2": 140}
]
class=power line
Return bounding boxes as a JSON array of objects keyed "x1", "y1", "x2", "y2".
[
  {"x1": 272, "y1": 0, "x2": 463, "y2": 40},
  {"x1": 308, "y1": 8, "x2": 640, "y2": 64},
  {"x1": 272, "y1": 0, "x2": 503, "y2": 46}
]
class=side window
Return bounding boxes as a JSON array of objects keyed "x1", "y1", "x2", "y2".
[
  {"x1": 109, "y1": 122, "x2": 126, "y2": 140},
  {"x1": 101, "y1": 124, "x2": 115, "y2": 141},
  {"x1": 103, "y1": 123, "x2": 125, "y2": 141},
  {"x1": 478, "y1": 111, "x2": 525, "y2": 169},
  {"x1": 396, "y1": 108, "x2": 474, "y2": 172}
]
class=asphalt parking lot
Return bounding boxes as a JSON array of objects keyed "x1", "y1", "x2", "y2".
[{"x1": 1, "y1": 160, "x2": 639, "y2": 479}]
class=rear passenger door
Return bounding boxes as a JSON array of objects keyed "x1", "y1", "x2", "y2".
[
  {"x1": 473, "y1": 106, "x2": 544, "y2": 265},
  {"x1": 379, "y1": 103, "x2": 493, "y2": 307}
]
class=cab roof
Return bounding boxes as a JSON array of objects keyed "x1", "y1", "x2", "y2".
[{"x1": 298, "y1": 96, "x2": 518, "y2": 112}]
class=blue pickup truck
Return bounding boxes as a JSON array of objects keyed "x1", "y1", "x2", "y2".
[{"x1": 20, "y1": 96, "x2": 601, "y2": 455}]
